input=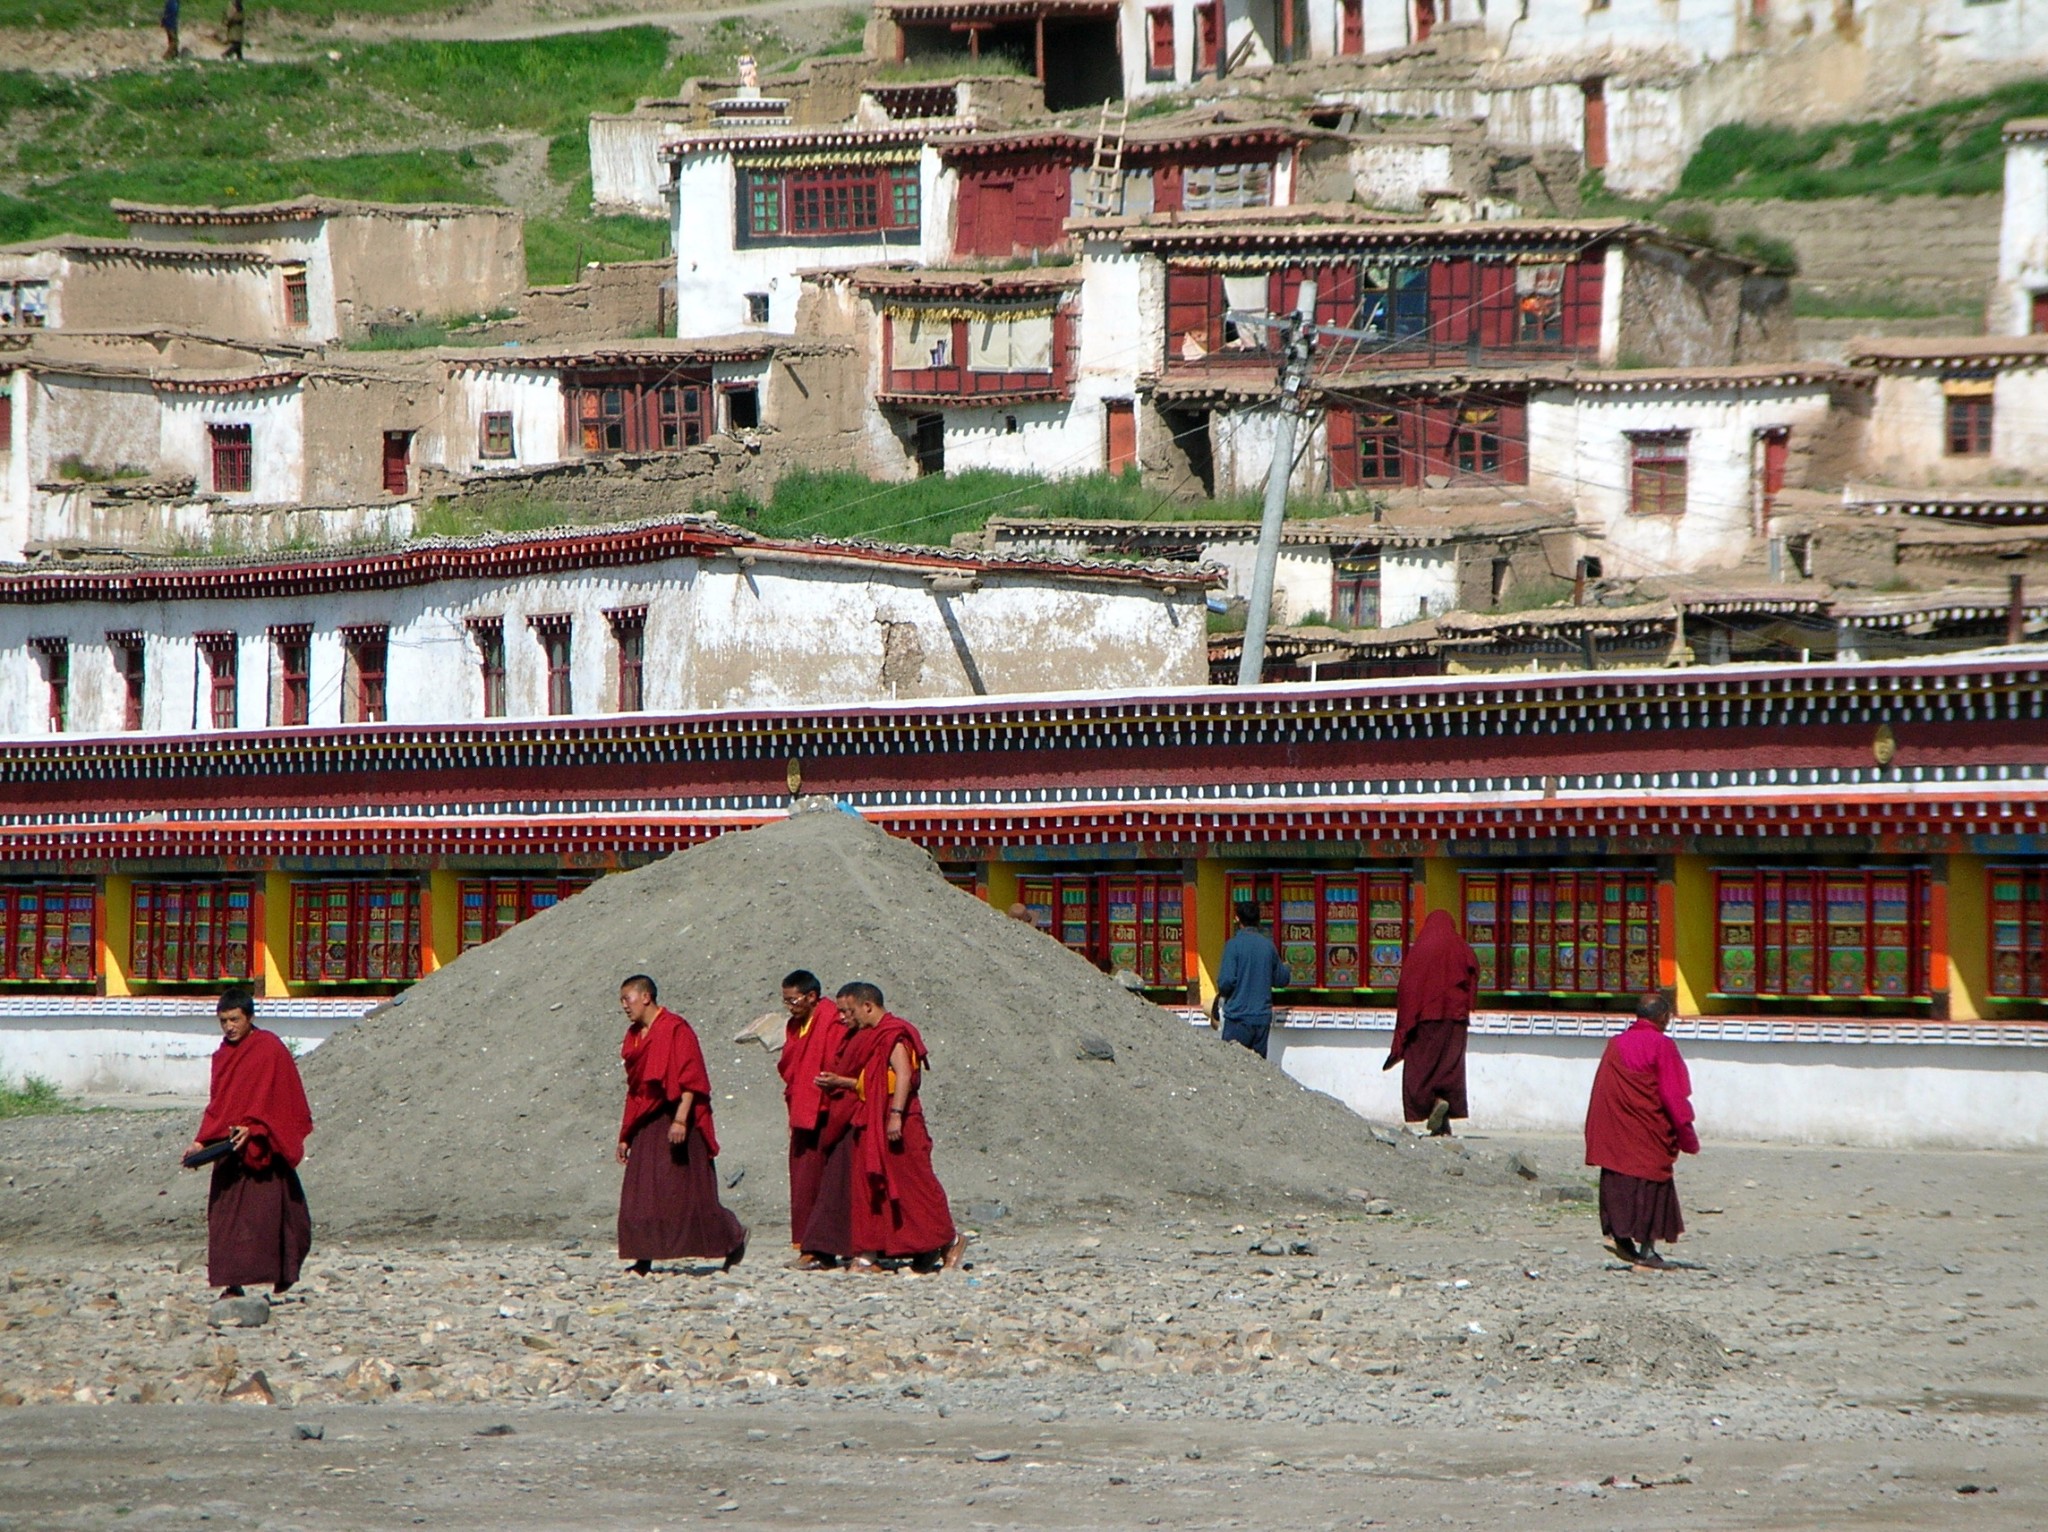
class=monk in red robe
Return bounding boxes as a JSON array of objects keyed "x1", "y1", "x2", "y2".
[
  {"x1": 778, "y1": 968, "x2": 845, "y2": 1269},
  {"x1": 1385, "y1": 909, "x2": 1479, "y2": 1136},
  {"x1": 616, "y1": 974, "x2": 747, "y2": 1274},
  {"x1": 1584, "y1": 993, "x2": 1700, "y2": 1269},
  {"x1": 812, "y1": 982, "x2": 965, "y2": 1272},
  {"x1": 182, "y1": 989, "x2": 313, "y2": 1298}
]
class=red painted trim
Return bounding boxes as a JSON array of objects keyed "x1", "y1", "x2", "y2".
[{"x1": 1656, "y1": 875, "x2": 1677, "y2": 992}]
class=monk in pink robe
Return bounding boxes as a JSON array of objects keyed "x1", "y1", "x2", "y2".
[
  {"x1": 777, "y1": 968, "x2": 845, "y2": 1268},
  {"x1": 1584, "y1": 992, "x2": 1700, "y2": 1268},
  {"x1": 616, "y1": 974, "x2": 747, "y2": 1274},
  {"x1": 1385, "y1": 909, "x2": 1479, "y2": 1135}
]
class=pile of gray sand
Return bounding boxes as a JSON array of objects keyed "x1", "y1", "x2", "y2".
[{"x1": 12, "y1": 808, "x2": 1515, "y2": 1243}]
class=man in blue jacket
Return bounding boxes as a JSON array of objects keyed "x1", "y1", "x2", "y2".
[{"x1": 1215, "y1": 901, "x2": 1291, "y2": 1058}]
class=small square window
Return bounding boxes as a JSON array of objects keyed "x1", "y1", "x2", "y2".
[
  {"x1": 1945, "y1": 393, "x2": 1993, "y2": 457},
  {"x1": 1628, "y1": 432, "x2": 1689, "y2": 516},
  {"x1": 480, "y1": 411, "x2": 515, "y2": 459},
  {"x1": 745, "y1": 292, "x2": 771, "y2": 325}
]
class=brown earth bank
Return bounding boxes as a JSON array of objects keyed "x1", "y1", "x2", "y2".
[{"x1": 0, "y1": 1134, "x2": 2042, "y2": 1530}]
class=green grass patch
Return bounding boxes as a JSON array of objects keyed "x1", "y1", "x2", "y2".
[
  {"x1": 1677, "y1": 77, "x2": 2048, "y2": 201},
  {"x1": 525, "y1": 211, "x2": 669, "y2": 286},
  {"x1": 0, "y1": 1075, "x2": 71, "y2": 1119},
  {"x1": 414, "y1": 490, "x2": 585, "y2": 539}
]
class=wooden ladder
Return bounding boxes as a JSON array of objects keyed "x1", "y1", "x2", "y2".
[{"x1": 1081, "y1": 99, "x2": 1129, "y2": 218}]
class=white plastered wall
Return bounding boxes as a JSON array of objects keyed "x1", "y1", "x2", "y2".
[
  {"x1": 1995, "y1": 138, "x2": 2048, "y2": 337},
  {"x1": 158, "y1": 386, "x2": 305, "y2": 505},
  {"x1": 1529, "y1": 382, "x2": 1838, "y2": 579},
  {"x1": 441, "y1": 367, "x2": 568, "y2": 473},
  {"x1": 1863, "y1": 367, "x2": 2048, "y2": 486},
  {"x1": 590, "y1": 115, "x2": 683, "y2": 218},
  {"x1": 671, "y1": 147, "x2": 947, "y2": 338},
  {"x1": 0, "y1": 554, "x2": 1209, "y2": 736}
]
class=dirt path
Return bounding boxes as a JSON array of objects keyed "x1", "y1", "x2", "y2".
[{"x1": 1, "y1": 1129, "x2": 2042, "y2": 1529}]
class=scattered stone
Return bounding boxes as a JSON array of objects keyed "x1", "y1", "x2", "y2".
[
  {"x1": 1361, "y1": 1200, "x2": 1396, "y2": 1216},
  {"x1": 1540, "y1": 1184, "x2": 1595, "y2": 1204},
  {"x1": 973, "y1": 1450, "x2": 1011, "y2": 1463},
  {"x1": 1505, "y1": 1151, "x2": 1540, "y2": 1181},
  {"x1": 1075, "y1": 1036, "x2": 1117, "y2": 1062},
  {"x1": 208, "y1": 1296, "x2": 271, "y2": 1329},
  {"x1": 475, "y1": 1424, "x2": 515, "y2": 1437},
  {"x1": 221, "y1": 1370, "x2": 273, "y2": 1406},
  {"x1": 292, "y1": 1423, "x2": 324, "y2": 1441},
  {"x1": 964, "y1": 1201, "x2": 1009, "y2": 1223}
]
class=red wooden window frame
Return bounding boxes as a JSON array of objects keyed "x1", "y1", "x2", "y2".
[
  {"x1": 282, "y1": 267, "x2": 310, "y2": 327},
  {"x1": 479, "y1": 410, "x2": 515, "y2": 458},
  {"x1": 1987, "y1": 866, "x2": 2048, "y2": 998},
  {"x1": 290, "y1": 879, "x2": 423, "y2": 985},
  {"x1": 1146, "y1": 5, "x2": 1175, "y2": 76},
  {"x1": 738, "y1": 163, "x2": 920, "y2": 243},
  {"x1": 31, "y1": 636, "x2": 67, "y2": 732},
  {"x1": 953, "y1": 158, "x2": 1076, "y2": 258},
  {"x1": 1331, "y1": 553, "x2": 1380, "y2": 627},
  {"x1": 530, "y1": 615, "x2": 573, "y2": 716},
  {"x1": 108, "y1": 630, "x2": 145, "y2": 731},
  {"x1": 1339, "y1": 0, "x2": 1364, "y2": 54},
  {"x1": 1226, "y1": 869, "x2": 1411, "y2": 990},
  {"x1": 382, "y1": 430, "x2": 413, "y2": 496},
  {"x1": 1713, "y1": 867, "x2": 1930, "y2": 1001},
  {"x1": 457, "y1": 874, "x2": 597, "y2": 952},
  {"x1": 209, "y1": 422, "x2": 252, "y2": 493},
  {"x1": 1945, "y1": 393, "x2": 1992, "y2": 457},
  {"x1": 882, "y1": 308, "x2": 1071, "y2": 400},
  {"x1": 573, "y1": 376, "x2": 710, "y2": 454},
  {"x1": 130, "y1": 879, "x2": 257, "y2": 985},
  {"x1": 197, "y1": 632, "x2": 237, "y2": 730},
  {"x1": 0, "y1": 882, "x2": 97, "y2": 983},
  {"x1": 2032, "y1": 293, "x2": 2048, "y2": 335},
  {"x1": 1016, "y1": 872, "x2": 1185, "y2": 988},
  {"x1": 342, "y1": 624, "x2": 388, "y2": 725},
  {"x1": 1196, "y1": 0, "x2": 1222, "y2": 71},
  {"x1": 1461, "y1": 869, "x2": 1656, "y2": 997},
  {"x1": 1628, "y1": 431, "x2": 1689, "y2": 516},
  {"x1": 468, "y1": 616, "x2": 507, "y2": 718},
  {"x1": 270, "y1": 624, "x2": 311, "y2": 727},
  {"x1": 607, "y1": 606, "x2": 647, "y2": 713}
]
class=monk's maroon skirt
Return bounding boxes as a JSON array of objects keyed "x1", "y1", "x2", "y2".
[
  {"x1": 788, "y1": 1123, "x2": 826, "y2": 1248},
  {"x1": 208, "y1": 1157, "x2": 311, "y2": 1290},
  {"x1": 1401, "y1": 1018, "x2": 1469, "y2": 1122},
  {"x1": 1599, "y1": 1169, "x2": 1685, "y2": 1244},
  {"x1": 618, "y1": 1112, "x2": 746, "y2": 1262},
  {"x1": 797, "y1": 1129, "x2": 856, "y2": 1259}
]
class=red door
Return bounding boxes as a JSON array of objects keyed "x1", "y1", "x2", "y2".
[
  {"x1": 1757, "y1": 426, "x2": 1789, "y2": 528},
  {"x1": 1414, "y1": 0, "x2": 1435, "y2": 43},
  {"x1": 2033, "y1": 292, "x2": 2048, "y2": 334},
  {"x1": 1582, "y1": 79, "x2": 1608, "y2": 171},
  {"x1": 1105, "y1": 400, "x2": 1138, "y2": 475},
  {"x1": 382, "y1": 430, "x2": 412, "y2": 495},
  {"x1": 1340, "y1": 0, "x2": 1364, "y2": 54}
]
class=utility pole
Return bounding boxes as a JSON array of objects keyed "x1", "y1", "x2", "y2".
[{"x1": 1236, "y1": 279, "x2": 1319, "y2": 687}]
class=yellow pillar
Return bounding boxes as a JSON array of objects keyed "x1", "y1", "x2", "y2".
[
  {"x1": 1193, "y1": 856, "x2": 1230, "y2": 1008},
  {"x1": 423, "y1": 869, "x2": 462, "y2": 974},
  {"x1": 1945, "y1": 853, "x2": 1987, "y2": 1022},
  {"x1": 259, "y1": 871, "x2": 294, "y2": 999},
  {"x1": 1670, "y1": 854, "x2": 1718, "y2": 1016},
  {"x1": 1421, "y1": 853, "x2": 1460, "y2": 919},
  {"x1": 100, "y1": 874, "x2": 133, "y2": 997},
  {"x1": 983, "y1": 858, "x2": 1020, "y2": 916}
]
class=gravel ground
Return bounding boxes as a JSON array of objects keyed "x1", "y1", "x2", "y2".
[{"x1": 1, "y1": 1124, "x2": 2042, "y2": 1530}]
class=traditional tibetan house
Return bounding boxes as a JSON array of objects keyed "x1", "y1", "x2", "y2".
[
  {"x1": 0, "y1": 515, "x2": 1210, "y2": 739},
  {"x1": 665, "y1": 126, "x2": 946, "y2": 337},
  {"x1": 0, "y1": 239, "x2": 294, "y2": 340},
  {"x1": 1850, "y1": 337, "x2": 2048, "y2": 489},
  {"x1": 0, "y1": 653, "x2": 2043, "y2": 1151},
  {"x1": 111, "y1": 198, "x2": 526, "y2": 345}
]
